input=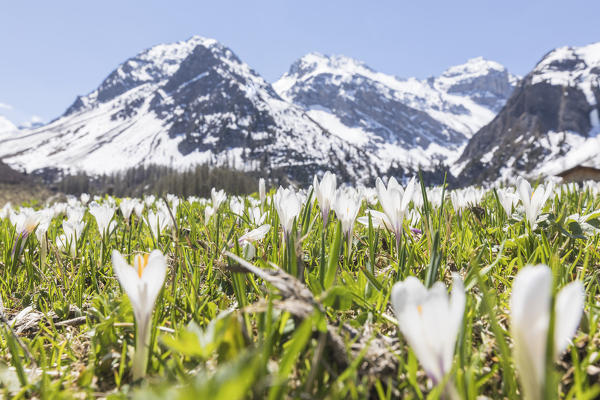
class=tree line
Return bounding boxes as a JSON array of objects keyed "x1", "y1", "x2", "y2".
[{"x1": 53, "y1": 164, "x2": 260, "y2": 198}]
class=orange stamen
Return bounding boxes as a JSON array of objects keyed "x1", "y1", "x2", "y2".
[
  {"x1": 24, "y1": 221, "x2": 38, "y2": 234},
  {"x1": 135, "y1": 253, "x2": 150, "y2": 278},
  {"x1": 417, "y1": 305, "x2": 423, "y2": 314}
]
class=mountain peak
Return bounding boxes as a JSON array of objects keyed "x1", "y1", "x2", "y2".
[
  {"x1": 433, "y1": 57, "x2": 518, "y2": 112},
  {"x1": 441, "y1": 57, "x2": 507, "y2": 78},
  {"x1": 292, "y1": 52, "x2": 373, "y2": 74},
  {"x1": 435, "y1": 56, "x2": 518, "y2": 89},
  {"x1": 274, "y1": 52, "x2": 376, "y2": 92},
  {"x1": 532, "y1": 41, "x2": 600, "y2": 106},
  {"x1": 536, "y1": 41, "x2": 600, "y2": 71},
  {"x1": 64, "y1": 36, "x2": 226, "y2": 116},
  {"x1": 274, "y1": 52, "x2": 396, "y2": 98}
]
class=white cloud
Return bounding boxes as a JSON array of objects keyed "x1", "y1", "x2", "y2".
[
  {"x1": 20, "y1": 115, "x2": 44, "y2": 128},
  {"x1": 0, "y1": 102, "x2": 13, "y2": 110},
  {"x1": 0, "y1": 115, "x2": 17, "y2": 133}
]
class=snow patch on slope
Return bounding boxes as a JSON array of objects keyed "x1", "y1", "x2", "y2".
[
  {"x1": 532, "y1": 42, "x2": 600, "y2": 106},
  {"x1": 306, "y1": 106, "x2": 370, "y2": 146},
  {"x1": 536, "y1": 131, "x2": 600, "y2": 176}
]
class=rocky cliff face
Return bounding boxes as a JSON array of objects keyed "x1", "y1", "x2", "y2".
[{"x1": 456, "y1": 42, "x2": 600, "y2": 184}]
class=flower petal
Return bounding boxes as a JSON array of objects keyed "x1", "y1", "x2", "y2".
[
  {"x1": 554, "y1": 280, "x2": 584, "y2": 355},
  {"x1": 510, "y1": 265, "x2": 552, "y2": 399},
  {"x1": 140, "y1": 250, "x2": 168, "y2": 309},
  {"x1": 391, "y1": 276, "x2": 427, "y2": 316},
  {"x1": 112, "y1": 250, "x2": 143, "y2": 313}
]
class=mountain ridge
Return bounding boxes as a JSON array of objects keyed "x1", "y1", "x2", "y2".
[
  {"x1": 273, "y1": 52, "x2": 518, "y2": 173},
  {"x1": 0, "y1": 36, "x2": 380, "y2": 185},
  {"x1": 12, "y1": 36, "x2": 599, "y2": 187}
]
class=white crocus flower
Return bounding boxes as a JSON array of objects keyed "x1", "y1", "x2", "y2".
[
  {"x1": 516, "y1": 177, "x2": 554, "y2": 228},
  {"x1": 56, "y1": 235, "x2": 74, "y2": 257},
  {"x1": 357, "y1": 209, "x2": 393, "y2": 230},
  {"x1": 89, "y1": 201, "x2": 116, "y2": 238},
  {"x1": 106, "y1": 196, "x2": 117, "y2": 208},
  {"x1": 450, "y1": 187, "x2": 484, "y2": 214},
  {"x1": 8, "y1": 207, "x2": 27, "y2": 224},
  {"x1": 247, "y1": 197, "x2": 261, "y2": 208},
  {"x1": 11, "y1": 210, "x2": 41, "y2": 238},
  {"x1": 239, "y1": 224, "x2": 271, "y2": 245},
  {"x1": 67, "y1": 205, "x2": 86, "y2": 223},
  {"x1": 238, "y1": 224, "x2": 271, "y2": 259},
  {"x1": 332, "y1": 187, "x2": 361, "y2": 240},
  {"x1": 510, "y1": 265, "x2": 584, "y2": 400},
  {"x1": 133, "y1": 200, "x2": 145, "y2": 219},
  {"x1": 57, "y1": 218, "x2": 85, "y2": 257},
  {"x1": 144, "y1": 195, "x2": 156, "y2": 207},
  {"x1": 259, "y1": 178, "x2": 266, "y2": 208},
  {"x1": 66, "y1": 196, "x2": 80, "y2": 208},
  {"x1": 375, "y1": 176, "x2": 416, "y2": 248},
  {"x1": 34, "y1": 209, "x2": 54, "y2": 242},
  {"x1": 273, "y1": 187, "x2": 302, "y2": 238},
  {"x1": 147, "y1": 209, "x2": 172, "y2": 239},
  {"x1": 248, "y1": 206, "x2": 267, "y2": 226},
  {"x1": 497, "y1": 187, "x2": 518, "y2": 217},
  {"x1": 80, "y1": 193, "x2": 90, "y2": 204},
  {"x1": 0, "y1": 202, "x2": 12, "y2": 219},
  {"x1": 51, "y1": 203, "x2": 66, "y2": 218},
  {"x1": 391, "y1": 275, "x2": 465, "y2": 385},
  {"x1": 426, "y1": 186, "x2": 445, "y2": 209},
  {"x1": 65, "y1": 218, "x2": 85, "y2": 240},
  {"x1": 449, "y1": 190, "x2": 466, "y2": 214},
  {"x1": 119, "y1": 198, "x2": 137, "y2": 221},
  {"x1": 204, "y1": 205, "x2": 215, "y2": 222},
  {"x1": 166, "y1": 193, "x2": 178, "y2": 205},
  {"x1": 313, "y1": 172, "x2": 337, "y2": 228},
  {"x1": 230, "y1": 197, "x2": 244, "y2": 221},
  {"x1": 211, "y1": 188, "x2": 227, "y2": 210},
  {"x1": 112, "y1": 250, "x2": 167, "y2": 380}
]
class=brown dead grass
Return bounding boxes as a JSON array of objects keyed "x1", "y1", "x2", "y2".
[{"x1": 0, "y1": 183, "x2": 56, "y2": 207}]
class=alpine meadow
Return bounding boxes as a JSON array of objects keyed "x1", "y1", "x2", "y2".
[
  {"x1": 0, "y1": 175, "x2": 599, "y2": 398},
  {"x1": 1, "y1": 2, "x2": 600, "y2": 399}
]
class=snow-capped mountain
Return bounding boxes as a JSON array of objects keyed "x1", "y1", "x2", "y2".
[
  {"x1": 432, "y1": 57, "x2": 519, "y2": 113},
  {"x1": 0, "y1": 36, "x2": 377, "y2": 185},
  {"x1": 0, "y1": 116, "x2": 17, "y2": 134},
  {"x1": 274, "y1": 53, "x2": 518, "y2": 171},
  {"x1": 457, "y1": 42, "x2": 600, "y2": 184}
]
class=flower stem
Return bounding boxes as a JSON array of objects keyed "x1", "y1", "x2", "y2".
[{"x1": 132, "y1": 317, "x2": 151, "y2": 381}]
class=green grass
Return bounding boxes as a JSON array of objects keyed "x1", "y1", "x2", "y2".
[{"x1": 0, "y1": 181, "x2": 599, "y2": 399}]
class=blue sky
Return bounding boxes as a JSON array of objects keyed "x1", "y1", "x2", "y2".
[{"x1": 1, "y1": 0, "x2": 598, "y2": 125}]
